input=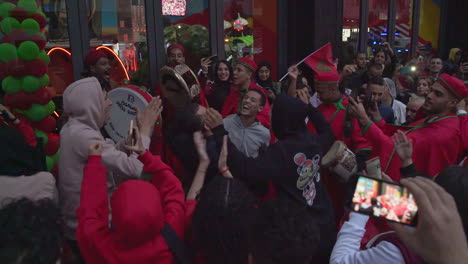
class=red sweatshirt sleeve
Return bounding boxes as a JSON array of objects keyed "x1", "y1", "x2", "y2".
[
  {"x1": 138, "y1": 151, "x2": 186, "y2": 236},
  {"x1": 351, "y1": 118, "x2": 372, "y2": 152},
  {"x1": 77, "y1": 156, "x2": 111, "y2": 262},
  {"x1": 14, "y1": 121, "x2": 37, "y2": 147}
]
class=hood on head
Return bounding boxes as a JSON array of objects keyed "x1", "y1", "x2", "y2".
[
  {"x1": 272, "y1": 95, "x2": 308, "y2": 140},
  {"x1": 110, "y1": 180, "x2": 163, "y2": 247},
  {"x1": 63, "y1": 77, "x2": 105, "y2": 130}
]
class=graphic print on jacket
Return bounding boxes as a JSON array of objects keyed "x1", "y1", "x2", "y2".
[{"x1": 294, "y1": 153, "x2": 321, "y2": 206}]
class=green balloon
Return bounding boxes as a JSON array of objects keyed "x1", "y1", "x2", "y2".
[
  {"x1": 0, "y1": 2, "x2": 15, "y2": 18},
  {"x1": 2, "y1": 76, "x2": 21, "y2": 94},
  {"x1": 17, "y1": 0, "x2": 37, "y2": 13},
  {"x1": 52, "y1": 149, "x2": 60, "y2": 164},
  {"x1": 18, "y1": 41, "x2": 39, "y2": 61},
  {"x1": 21, "y1": 104, "x2": 46, "y2": 122},
  {"x1": 0, "y1": 17, "x2": 20, "y2": 35},
  {"x1": 22, "y1": 75, "x2": 40, "y2": 92},
  {"x1": 46, "y1": 156, "x2": 53, "y2": 171},
  {"x1": 44, "y1": 100, "x2": 55, "y2": 115},
  {"x1": 34, "y1": 129, "x2": 48, "y2": 145},
  {"x1": 37, "y1": 50, "x2": 50, "y2": 64},
  {"x1": 21, "y1": 18, "x2": 39, "y2": 35},
  {"x1": 0, "y1": 43, "x2": 17, "y2": 62},
  {"x1": 39, "y1": 74, "x2": 49, "y2": 87}
]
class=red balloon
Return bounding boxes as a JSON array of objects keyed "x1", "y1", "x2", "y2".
[
  {"x1": 0, "y1": 61, "x2": 9, "y2": 79},
  {"x1": 30, "y1": 13, "x2": 47, "y2": 29},
  {"x1": 50, "y1": 164, "x2": 58, "y2": 180},
  {"x1": 33, "y1": 87, "x2": 52, "y2": 105},
  {"x1": 3, "y1": 92, "x2": 31, "y2": 109},
  {"x1": 8, "y1": 59, "x2": 27, "y2": 78},
  {"x1": 10, "y1": 7, "x2": 29, "y2": 22},
  {"x1": 32, "y1": 115, "x2": 56, "y2": 133},
  {"x1": 45, "y1": 133, "x2": 60, "y2": 156},
  {"x1": 29, "y1": 34, "x2": 46, "y2": 50},
  {"x1": 27, "y1": 59, "x2": 47, "y2": 77}
]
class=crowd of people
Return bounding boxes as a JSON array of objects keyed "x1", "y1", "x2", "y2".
[{"x1": 0, "y1": 40, "x2": 467, "y2": 264}]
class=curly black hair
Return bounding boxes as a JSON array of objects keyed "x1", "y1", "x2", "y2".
[
  {"x1": 249, "y1": 198, "x2": 320, "y2": 264},
  {"x1": 0, "y1": 198, "x2": 62, "y2": 264},
  {"x1": 191, "y1": 176, "x2": 256, "y2": 264}
]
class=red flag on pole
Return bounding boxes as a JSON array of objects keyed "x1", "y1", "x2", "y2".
[
  {"x1": 303, "y1": 42, "x2": 336, "y2": 76},
  {"x1": 278, "y1": 42, "x2": 338, "y2": 82}
]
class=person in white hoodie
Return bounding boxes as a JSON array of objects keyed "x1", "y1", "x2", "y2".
[{"x1": 59, "y1": 77, "x2": 162, "y2": 262}]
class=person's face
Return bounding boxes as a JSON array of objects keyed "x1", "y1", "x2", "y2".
[
  {"x1": 369, "y1": 66, "x2": 383, "y2": 78},
  {"x1": 454, "y1": 51, "x2": 462, "y2": 63},
  {"x1": 416, "y1": 79, "x2": 431, "y2": 97},
  {"x1": 422, "y1": 82, "x2": 457, "y2": 115},
  {"x1": 368, "y1": 84, "x2": 385, "y2": 103},
  {"x1": 355, "y1": 53, "x2": 367, "y2": 68},
  {"x1": 240, "y1": 90, "x2": 263, "y2": 117},
  {"x1": 258, "y1": 66, "x2": 270, "y2": 81},
  {"x1": 103, "y1": 91, "x2": 112, "y2": 122},
  {"x1": 217, "y1": 63, "x2": 230, "y2": 81},
  {"x1": 233, "y1": 64, "x2": 252, "y2": 86},
  {"x1": 315, "y1": 81, "x2": 339, "y2": 104},
  {"x1": 168, "y1": 48, "x2": 185, "y2": 66},
  {"x1": 429, "y1": 58, "x2": 443, "y2": 73},
  {"x1": 91, "y1": 57, "x2": 111, "y2": 82},
  {"x1": 375, "y1": 51, "x2": 386, "y2": 65},
  {"x1": 406, "y1": 100, "x2": 424, "y2": 124}
]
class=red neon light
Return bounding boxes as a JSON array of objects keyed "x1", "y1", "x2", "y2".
[
  {"x1": 96, "y1": 46, "x2": 130, "y2": 80},
  {"x1": 47, "y1": 47, "x2": 71, "y2": 56},
  {"x1": 47, "y1": 46, "x2": 130, "y2": 81}
]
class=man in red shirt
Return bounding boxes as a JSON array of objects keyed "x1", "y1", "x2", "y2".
[
  {"x1": 221, "y1": 57, "x2": 271, "y2": 128},
  {"x1": 349, "y1": 73, "x2": 468, "y2": 180},
  {"x1": 303, "y1": 71, "x2": 372, "y2": 222}
]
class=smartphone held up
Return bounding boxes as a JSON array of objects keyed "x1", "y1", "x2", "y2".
[{"x1": 350, "y1": 175, "x2": 418, "y2": 225}]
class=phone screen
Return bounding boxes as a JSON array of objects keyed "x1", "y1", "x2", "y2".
[{"x1": 350, "y1": 176, "x2": 418, "y2": 225}]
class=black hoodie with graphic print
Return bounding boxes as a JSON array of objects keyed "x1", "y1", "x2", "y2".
[{"x1": 227, "y1": 95, "x2": 336, "y2": 261}]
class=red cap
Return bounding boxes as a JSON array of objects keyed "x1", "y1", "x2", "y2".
[
  {"x1": 314, "y1": 71, "x2": 340, "y2": 82},
  {"x1": 437, "y1": 73, "x2": 467, "y2": 100},
  {"x1": 167, "y1": 43, "x2": 186, "y2": 55},
  {"x1": 84, "y1": 49, "x2": 108, "y2": 66},
  {"x1": 237, "y1": 57, "x2": 258, "y2": 71}
]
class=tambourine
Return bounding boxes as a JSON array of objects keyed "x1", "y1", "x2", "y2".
[
  {"x1": 103, "y1": 86, "x2": 154, "y2": 143},
  {"x1": 321, "y1": 141, "x2": 358, "y2": 182},
  {"x1": 160, "y1": 64, "x2": 201, "y2": 109}
]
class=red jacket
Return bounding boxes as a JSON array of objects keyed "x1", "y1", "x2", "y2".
[
  {"x1": 77, "y1": 151, "x2": 185, "y2": 264},
  {"x1": 221, "y1": 82, "x2": 271, "y2": 128}
]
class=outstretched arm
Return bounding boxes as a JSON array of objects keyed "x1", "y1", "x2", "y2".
[{"x1": 77, "y1": 143, "x2": 111, "y2": 251}]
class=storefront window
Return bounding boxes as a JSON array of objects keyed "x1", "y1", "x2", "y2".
[
  {"x1": 224, "y1": 0, "x2": 278, "y2": 79},
  {"x1": 367, "y1": 0, "x2": 389, "y2": 57},
  {"x1": 89, "y1": 0, "x2": 148, "y2": 87},
  {"x1": 342, "y1": 0, "x2": 360, "y2": 65},
  {"x1": 163, "y1": 0, "x2": 210, "y2": 71},
  {"x1": 40, "y1": 0, "x2": 73, "y2": 97},
  {"x1": 395, "y1": 0, "x2": 413, "y2": 63}
]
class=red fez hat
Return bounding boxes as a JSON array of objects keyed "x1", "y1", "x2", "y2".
[
  {"x1": 167, "y1": 43, "x2": 186, "y2": 55},
  {"x1": 237, "y1": 57, "x2": 258, "y2": 71},
  {"x1": 314, "y1": 71, "x2": 340, "y2": 82},
  {"x1": 437, "y1": 73, "x2": 467, "y2": 100},
  {"x1": 84, "y1": 49, "x2": 108, "y2": 66}
]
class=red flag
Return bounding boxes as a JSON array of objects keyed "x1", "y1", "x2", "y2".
[{"x1": 303, "y1": 42, "x2": 336, "y2": 75}]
